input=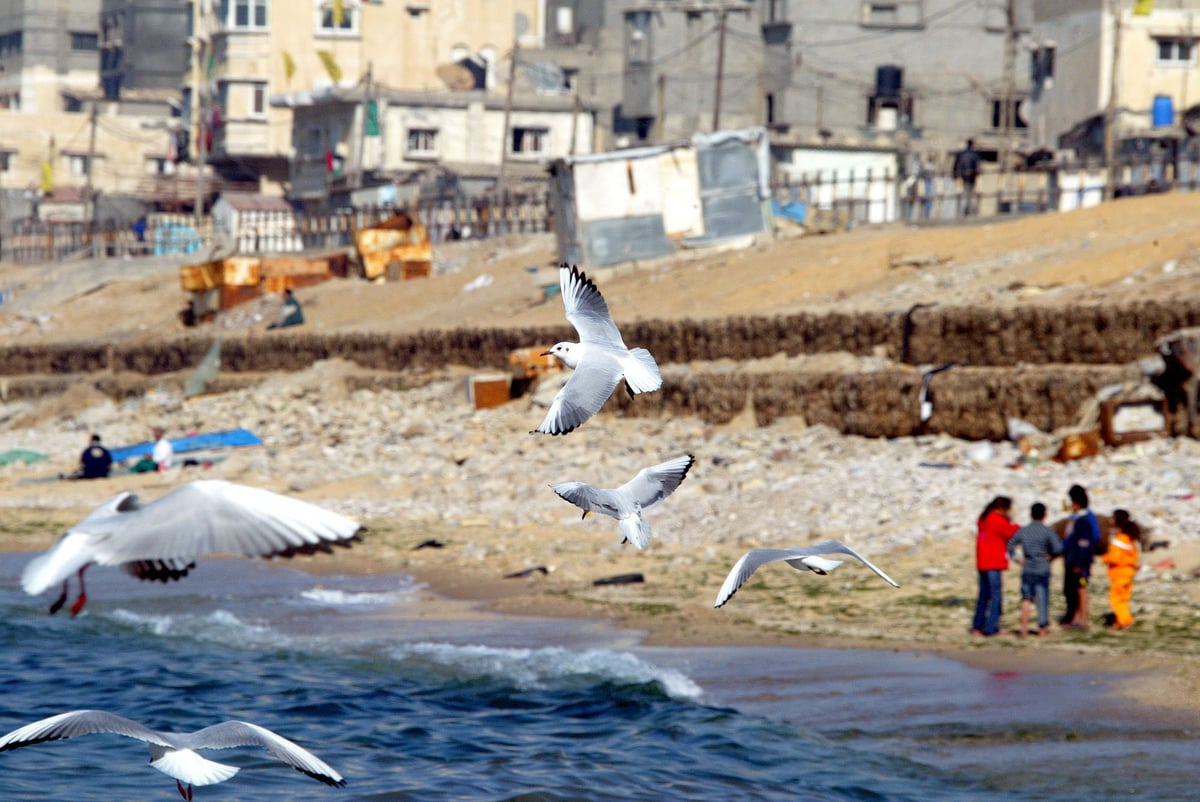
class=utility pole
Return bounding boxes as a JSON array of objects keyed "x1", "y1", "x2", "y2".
[
  {"x1": 656, "y1": 72, "x2": 666, "y2": 142},
  {"x1": 190, "y1": 0, "x2": 208, "y2": 225},
  {"x1": 712, "y1": 8, "x2": 729, "y2": 131},
  {"x1": 1102, "y1": 0, "x2": 1122, "y2": 199},
  {"x1": 496, "y1": 40, "x2": 519, "y2": 199},
  {"x1": 85, "y1": 98, "x2": 98, "y2": 226},
  {"x1": 999, "y1": 0, "x2": 1018, "y2": 172},
  {"x1": 356, "y1": 62, "x2": 372, "y2": 189}
]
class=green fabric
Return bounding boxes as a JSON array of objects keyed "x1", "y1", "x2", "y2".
[{"x1": 0, "y1": 449, "x2": 47, "y2": 466}]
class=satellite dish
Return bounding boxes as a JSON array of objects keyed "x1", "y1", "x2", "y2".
[
  {"x1": 436, "y1": 63, "x2": 476, "y2": 91},
  {"x1": 514, "y1": 11, "x2": 529, "y2": 38}
]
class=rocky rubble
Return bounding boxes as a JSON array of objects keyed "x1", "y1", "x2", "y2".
[{"x1": 3, "y1": 357, "x2": 1199, "y2": 564}]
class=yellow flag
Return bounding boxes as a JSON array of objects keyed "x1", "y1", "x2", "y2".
[
  {"x1": 1134, "y1": 0, "x2": 1154, "y2": 15},
  {"x1": 39, "y1": 160, "x2": 53, "y2": 193},
  {"x1": 332, "y1": 0, "x2": 344, "y2": 26}
]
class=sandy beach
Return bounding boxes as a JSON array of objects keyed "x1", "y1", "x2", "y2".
[{"x1": 5, "y1": 192, "x2": 1200, "y2": 725}]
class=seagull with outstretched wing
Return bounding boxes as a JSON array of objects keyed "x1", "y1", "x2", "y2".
[
  {"x1": 21, "y1": 480, "x2": 363, "y2": 616},
  {"x1": 533, "y1": 264, "x2": 662, "y2": 435},
  {"x1": 715, "y1": 540, "x2": 899, "y2": 608},
  {"x1": 550, "y1": 455, "x2": 694, "y2": 549},
  {"x1": 0, "y1": 709, "x2": 344, "y2": 799}
]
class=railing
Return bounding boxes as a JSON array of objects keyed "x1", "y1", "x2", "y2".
[{"x1": 0, "y1": 191, "x2": 553, "y2": 265}]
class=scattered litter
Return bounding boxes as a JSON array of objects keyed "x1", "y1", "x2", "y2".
[
  {"x1": 462, "y1": 274, "x2": 494, "y2": 292},
  {"x1": 505, "y1": 565, "x2": 550, "y2": 579},
  {"x1": 593, "y1": 573, "x2": 645, "y2": 586},
  {"x1": 414, "y1": 539, "x2": 445, "y2": 550}
]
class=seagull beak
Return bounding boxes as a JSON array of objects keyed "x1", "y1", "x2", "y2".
[
  {"x1": 540, "y1": 350, "x2": 553, "y2": 357},
  {"x1": 581, "y1": 511, "x2": 589, "y2": 520}
]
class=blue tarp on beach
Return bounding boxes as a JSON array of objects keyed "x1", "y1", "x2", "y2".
[
  {"x1": 109, "y1": 428, "x2": 263, "y2": 463},
  {"x1": 771, "y1": 199, "x2": 807, "y2": 224}
]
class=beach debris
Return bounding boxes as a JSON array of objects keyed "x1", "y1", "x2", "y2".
[
  {"x1": 550, "y1": 454, "x2": 695, "y2": 549},
  {"x1": 0, "y1": 709, "x2": 344, "y2": 797},
  {"x1": 20, "y1": 480, "x2": 362, "y2": 616},
  {"x1": 714, "y1": 540, "x2": 899, "y2": 608},
  {"x1": 413, "y1": 539, "x2": 445, "y2": 550},
  {"x1": 593, "y1": 573, "x2": 644, "y2": 586},
  {"x1": 505, "y1": 565, "x2": 550, "y2": 579},
  {"x1": 1053, "y1": 430, "x2": 1102, "y2": 462},
  {"x1": 532, "y1": 264, "x2": 663, "y2": 435}
]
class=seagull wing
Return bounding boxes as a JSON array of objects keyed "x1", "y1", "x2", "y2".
[
  {"x1": 182, "y1": 721, "x2": 345, "y2": 787},
  {"x1": 714, "y1": 541, "x2": 898, "y2": 607},
  {"x1": 560, "y1": 264, "x2": 626, "y2": 347},
  {"x1": 534, "y1": 352, "x2": 622, "y2": 435},
  {"x1": 84, "y1": 481, "x2": 361, "y2": 566},
  {"x1": 550, "y1": 482, "x2": 620, "y2": 520},
  {"x1": 0, "y1": 710, "x2": 174, "y2": 752},
  {"x1": 616, "y1": 455, "x2": 694, "y2": 512}
]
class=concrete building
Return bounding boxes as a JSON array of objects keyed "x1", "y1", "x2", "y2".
[
  {"x1": 0, "y1": 0, "x2": 101, "y2": 112},
  {"x1": 279, "y1": 85, "x2": 592, "y2": 208},
  {"x1": 197, "y1": 0, "x2": 546, "y2": 193},
  {"x1": 100, "y1": 0, "x2": 188, "y2": 101},
  {"x1": 759, "y1": 0, "x2": 1034, "y2": 165},
  {"x1": 1030, "y1": 0, "x2": 1200, "y2": 160}
]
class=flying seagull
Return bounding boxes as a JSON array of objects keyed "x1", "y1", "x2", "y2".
[
  {"x1": 21, "y1": 480, "x2": 363, "y2": 616},
  {"x1": 533, "y1": 263, "x2": 662, "y2": 435},
  {"x1": 714, "y1": 539, "x2": 899, "y2": 608},
  {"x1": 0, "y1": 709, "x2": 344, "y2": 799},
  {"x1": 550, "y1": 454, "x2": 694, "y2": 549}
]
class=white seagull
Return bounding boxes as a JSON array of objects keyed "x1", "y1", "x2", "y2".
[
  {"x1": 533, "y1": 263, "x2": 662, "y2": 435},
  {"x1": 0, "y1": 709, "x2": 344, "y2": 799},
  {"x1": 550, "y1": 454, "x2": 694, "y2": 549},
  {"x1": 21, "y1": 480, "x2": 363, "y2": 616},
  {"x1": 714, "y1": 539, "x2": 900, "y2": 608}
]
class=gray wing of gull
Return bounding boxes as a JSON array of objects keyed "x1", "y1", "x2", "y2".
[
  {"x1": 560, "y1": 264, "x2": 626, "y2": 347},
  {"x1": 715, "y1": 541, "x2": 899, "y2": 608},
  {"x1": 82, "y1": 480, "x2": 361, "y2": 564},
  {"x1": 0, "y1": 710, "x2": 174, "y2": 752},
  {"x1": 616, "y1": 455, "x2": 695, "y2": 513},
  {"x1": 181, "y1": 721, "x2": 344, "y2": 787},
  {"x1": 551, "y1": 483, "x2": 621, "y2": 519},
  {"x1": 534, "y1": 350, "x2": 623, "y2": 435}
]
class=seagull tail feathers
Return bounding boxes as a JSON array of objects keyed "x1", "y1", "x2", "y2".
[
  {"x1": 149, "y1": 748, "x2": 239, "y2": 786},
  {"x1": 621, "y1": 348, "x2": 662, "y2": 395},
  {"x1": 619, "y1": 516, "x2": 652, "y2": 550}
]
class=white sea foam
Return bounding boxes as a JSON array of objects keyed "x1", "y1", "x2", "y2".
[
  {"x1": 108, "y1": 608, "x2": 290, "y2": 649},
  {"x1": 299, "y1": 579, "x2": 423, "y2": 608},
  {"x1": 391, "y1": 643, "x2": 703, "y2": 700}
]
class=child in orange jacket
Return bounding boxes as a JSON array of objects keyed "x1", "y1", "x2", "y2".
[{"x1": 1101, "y1": 509, "x2": 1140, "y2": 630}]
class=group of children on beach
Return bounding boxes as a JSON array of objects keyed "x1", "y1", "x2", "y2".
[{"x1": 972, "y1": 484, "x2": 1141, "y2": 638}]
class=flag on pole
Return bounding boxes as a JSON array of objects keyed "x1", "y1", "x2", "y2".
[
  {"x1": 333, "y1": 0, "x2": 344, "y2": 26},
  {"x1": 1134, "y1": 0, "x2": 1154, "y2": 15},
  {"x1": 39, "y1": 160, "x2": 53, "y2": 193}
]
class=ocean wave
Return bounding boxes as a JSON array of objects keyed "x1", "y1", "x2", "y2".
[
  {"x1": 107, "y1": 608, "x2": 292, "y2": 649},
  {"x1": 387, "y1": 643, "x2": 703, "y2": 700},
  {"x1": 299, "y1": 582, "x2": 423, "y2": 608}
]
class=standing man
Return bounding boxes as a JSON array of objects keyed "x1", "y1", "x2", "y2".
[
  {"x1": 952, "y1": 138, "x2": 981, "y2": 217},
  {"x1": 152, "y1": 427, "x2": 174, "y2": 472},
  {"x1": 1060, "y1": 484, "x2": 1100, "y2": 629},
  {"x1": 1007, "y1": 502, "x2": 1063, "y2": 637}
]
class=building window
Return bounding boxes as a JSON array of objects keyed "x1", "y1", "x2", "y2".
[
  {"x1": 406, "y1": 128, "x2": 438, "y2": 157},
  {"x1": 0, "y1": 31, "x2": 22, "y2": 56},
  {"x1": 0, "y1": 93, "x2": 19, "y2": 110},
  {"x1": 626, "y1": 11, "x2": 652, "y2": 64},
  {"x1": 317, "y1": 0, "x2": 358, "y2": 34},
  {"x1": 71, "y1": 32, "x2": 99, "y2": 51},
  {"x1": 860, "y1": 0, "x2": 923, "y2": 29},
  {"x1": 990, "y1": 96, "x2": 1028, "y2": 129},
  {"x1": 66, "y1": 154, "x2": 91, "y2": 178},
  {"x1": 62, "y1": 95, "x2": 84, "y2": 113},
  {"x1": 1156, "y1": 37, "x2": 1195, "y2": 66},
  {"x1": 250, "y1": 82, "x2": 266, "y2": 117},
  {"x1": 0, "y1": 151, "x2": 11, "y2": 172},
  {"x1": 511, "y1": 126, "x2": 549, "y2": 156},
  {"x1": 145, "y1": 156, "x2": 175, "y2": 176},
  {"x1": 221, "y1": 0, "x2": 269, "y2": 30}
]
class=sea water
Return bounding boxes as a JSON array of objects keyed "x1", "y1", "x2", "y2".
[{"x1": 0, "y1": 552, "x2": 1196, "y2": 802}]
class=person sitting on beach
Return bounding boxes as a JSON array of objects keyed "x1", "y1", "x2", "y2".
[
  {"x1": 972, "y1": 495, "x2": 1019, "y2": 637},
  {"x1": 1060, "y1": 484, "x2": 1100, "y2": 629},
  {"x1": 1007, "y1": 502, "x2": 1062, "y2": 637},
  {"x1": 1101, "y1": 509, "x2": 1140, "y2": 630},
  {"x1": 266, "y1": 288, "x2": 304, "y2": 330},
  {"x1": 67, "y1": 434, "x2": 113, "y2": 480}
]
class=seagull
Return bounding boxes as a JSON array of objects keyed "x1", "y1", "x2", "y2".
[
  {"x1": 21, "y1": 480, "x2": 363, "y2": 616},
  {"x1": 714, "y1": 539, "x2": 900, "y2": 608},
  {"x1": 533, "y1": 263, "x2": 662, "y2": 435},
  {"x1": 550, "y1": 454, "x2": 694, "y2": 549},
  {"x1": 0, "y1": 710, "x2": 344, "y2": 799}
]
